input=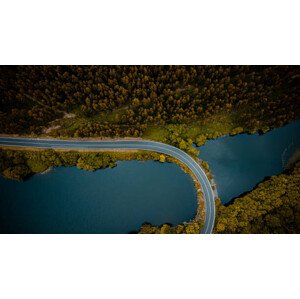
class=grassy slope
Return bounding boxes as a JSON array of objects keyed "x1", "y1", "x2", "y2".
[
  {"x1": 44, "y1": 108, "x2": 240, "y2": 156},
  {"x1": 143, "y1": 111, "x2": 237, "y2": 142}
]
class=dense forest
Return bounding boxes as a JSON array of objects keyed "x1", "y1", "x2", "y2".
[
  {"x1": 1, "y1": 66, "x2": 299, "y2": 234},
  {"x1": 139, "y1": 162, "x2": 300, "y2": 234},
  {"x1": 214, "y1": 161, "x2": 300, "y2": 233},
  {"x1": 0, "y1": 66, "x2": 299, "y2": 142}
]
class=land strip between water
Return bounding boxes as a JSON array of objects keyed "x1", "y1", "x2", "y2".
[{"x1": 0, "y1": 137, "x2": 215, "y2": 234}]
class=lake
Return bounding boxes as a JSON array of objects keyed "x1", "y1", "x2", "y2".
[
  {"x1": 0, "y1": 161, "x2": 197, "y2": 233},
  {"x1": 198, "y1": 120, "x2": 300, "y2": 204},
  {"x1": 1, "y1": 120, "x2": 299, "y2": 233}
]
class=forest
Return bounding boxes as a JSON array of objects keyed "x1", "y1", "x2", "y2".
[
  {"x1": 0, "y1": 66, "x2": 299, "y2": 234},
  {"x1": 0, "y1": 66, "x2": 299, "y2": 144},
  {"x1": 139, "y1": 162, "x2": 300, "y2": 234},
  {"x1": 214, "y1": 161, "x2": 300, "y2": 234}
]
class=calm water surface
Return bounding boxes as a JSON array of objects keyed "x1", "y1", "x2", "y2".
[
  {"x1": 199, "y1": 120, "x2": 300, "y2": 204},
  {"x1": 1, "y1": 120, "x2": 299, "y2": 233},
  {"x1": 0, "y1": 161, "x2": 197, "y2": 233}
]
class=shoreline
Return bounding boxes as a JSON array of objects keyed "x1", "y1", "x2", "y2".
[{"x1": 0, "y1": 147, "x2": 209, "y2": 230}]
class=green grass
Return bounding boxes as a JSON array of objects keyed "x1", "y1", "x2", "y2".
[
  {"x1": 49, "y1": 107, "x2": 244, "y2": 146},
  {"x1": 50, "y1": 106, "x2": 129, "y2": 136},
  {"x1": 26, "y1": 160, "x2": 49, "y2": 173},
  {"x1": 143, "y1": 111, "x2": 238, "y2": 143},
  {"x1": 142, "y1": 126, "x2": 168, "y2": 141}
]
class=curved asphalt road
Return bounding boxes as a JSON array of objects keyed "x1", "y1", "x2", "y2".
[{"x1": 0, "y1": 137, "x2": 215, "y2": 234}]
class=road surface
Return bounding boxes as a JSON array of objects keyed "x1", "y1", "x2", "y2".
[{"x1": 0, "y1": 137, "x2": 215, "y2": 234}]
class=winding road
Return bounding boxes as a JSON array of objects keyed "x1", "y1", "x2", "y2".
[{"x1": 0, "y1": 137, "x2": 215, "y2": 234}]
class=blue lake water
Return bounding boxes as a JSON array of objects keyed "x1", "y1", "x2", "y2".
[
  {"x1": 1, "y1": 119, "x2": 299, "y2": 233},
  {"x1": 0, "y1": 161, "x2": 197, "y2": 233},
  {"x1": 198, "y1": 120, "x2": 300, "y2": 204}
]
